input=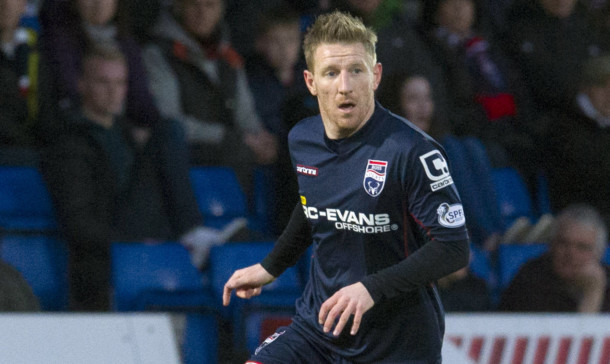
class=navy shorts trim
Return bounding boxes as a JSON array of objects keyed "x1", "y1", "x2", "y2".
[{"x1": 249, "y1": 324, "x2": 342, "y2": 364}]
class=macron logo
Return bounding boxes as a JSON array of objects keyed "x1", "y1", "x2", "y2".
[{"x1": 296, "y1": 164, "x2": 318, "y2": 176}]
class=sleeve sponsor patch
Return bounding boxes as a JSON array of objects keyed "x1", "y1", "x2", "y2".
[
  {"x1": 437, "y1": 203, "x2": 466, "y2": 228},
  {"x1": 419, "y1": 150, "x2": 454, "y2": 191}
]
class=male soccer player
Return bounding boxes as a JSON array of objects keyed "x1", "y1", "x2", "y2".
[{"x1": 223, "y1": 11, "x2": 470, "y2": 363}]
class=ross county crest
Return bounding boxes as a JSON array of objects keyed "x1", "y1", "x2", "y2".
[{"x1": 363, "y1": 160, "x2": 388, "y2": 197}]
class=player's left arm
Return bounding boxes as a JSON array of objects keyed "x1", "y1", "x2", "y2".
[
  {"x1": 359, "y1": 141, "x2": 470, "y2": 302},
  {"x1": 319, "y1": 238, "x2": 469, "y2": 336},
  {"x1": 359, "y1": 238, "x2": 470, "y2": 302},
  {"x1": 319, "y1": 141, "x2": 470, "y2": 336}
]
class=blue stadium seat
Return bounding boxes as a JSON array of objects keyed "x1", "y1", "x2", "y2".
[
  {"x1": 208, "y1": 242, "x2": 302, "y2": 310},
  {"x1": 208, "y1": 242, "x2": 303, "y2": 352},
  {"x1": 469, "y1": 243, "x2": 492, "y2": 283},
  {"x1": 490, "y1": 167, "x2": 535, "y2": 229},
  {"x1": 189, "y1": 167, "x2": 248, "y2": 230},
  {"x1": 111, "y1": 241, "x2": 215, "y2": 312},
  {"x1": 604, "y1": 247, "x2": 610, "y2": 265},
  {"x1": 251, "y1": 167, "x2": 275, "y2": 235},
  {"x1": 0, "y1": 166, "x2": 58, "y2": 232},
  {"x1": 182, "y1": 313, "x2": 219, "y2": 364},
  {"x1": 461, "y1": 137, "x2": 503, "y2": 227},
  {"x1": 0, "y1": 235, "x2": 69, "y2": 310},
  {"x1": 497, "y1": 243, "x2": 548, "y2": 291}
]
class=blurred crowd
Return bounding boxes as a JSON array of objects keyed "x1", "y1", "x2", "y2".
[{"x1": 1, "y1": 0, "x2": 610, "y2": 313}]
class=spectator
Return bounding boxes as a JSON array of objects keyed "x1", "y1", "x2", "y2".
[
  {"x1": 419, "y1": 0, "x2": 536, "y2": 149},
  {"x1": 501, "y1": 0, "x2": 607, "y2": 115},
  {"x1": 39, "y1": 0, "x2": 160, "y2": 135},
  {"x1": 41, "y1": 45, "x2": 225, "y2": 311},
  {"x1": 498, "y1": 203, "x2": 610, "y2": 312},
  {"x1": 223, "y1": 0, "x2": 302, "y2": 59},
  {"x1": 324, "y1": 0, "x2": 455, "y2": 131},
  {"x1": 421, "y1": 0, "x2": 552, "y2": 199},
  {"x1": 542, "y1": 53, "x2": 610, "y2": 227},
  {"x1": 0, "y1": 260, "x2": 40, "y2": 311},
  {"x1": 245, "y1": 3, "x2": 312, "y2": 235},
  {"x1": 388, "y1": 72, "x2": 508, "y2": 249},
  {"x1": 246, "y1": 3, "x2": 310, "y2": 137},
  {"x1": 386, "y1": 73, "x2": 450, "y2": 141},
  {"x1": 142, "y1": 0, "x2": 277, "y2": 194},
  {"x1": 0, "y1": 0, "x2": 45, "y2": 148}
]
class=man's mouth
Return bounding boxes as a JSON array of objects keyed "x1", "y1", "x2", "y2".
[{"x1": 338, "y1": 102, "x2": 355, "y2": 112}]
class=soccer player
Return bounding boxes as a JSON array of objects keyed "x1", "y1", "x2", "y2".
[{"x1": 223, "y1": 11, "x2": 470, "y2": 363}]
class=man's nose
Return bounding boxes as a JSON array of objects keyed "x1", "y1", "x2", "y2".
[{"x1": 338, "y1": 71, "x2": 352, "y2": 93}]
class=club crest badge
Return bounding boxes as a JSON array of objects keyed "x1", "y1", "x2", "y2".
[{"x1": 363, "y1": 160, "x2": 388, "y2": 197}]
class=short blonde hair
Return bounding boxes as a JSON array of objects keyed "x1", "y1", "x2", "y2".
[{"x1": 302, "y1": 10, "x2": 377, "y2": 72}]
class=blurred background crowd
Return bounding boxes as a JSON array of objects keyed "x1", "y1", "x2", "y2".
[{"x1": 1, "y1": 0, "x2": 610, "y2": 360}]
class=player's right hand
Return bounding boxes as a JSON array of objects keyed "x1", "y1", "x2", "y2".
[{"x1": 223, "y1": 263, "x2": 275, "y2": 306}]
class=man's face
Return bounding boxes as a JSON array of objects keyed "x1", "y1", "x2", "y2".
[
  {"x1": 539, "y1": 0, "x2": 578, "y2": 19},
  {"x1": 551, "y1": 221, "x2": 600, "y2": 281},
  {"x1": 78, "y1": 57, "x2": 128, "y2": 119},
  {"x1": 436, "y1": 0, "x2": 475, "y2": 36},
  {"x1": 303, "y1": 42, "x2": 381, "y2": 139},
  {"x1": 181, "y1": 0, "x2": 223, "y2": 39},
  {"x1": 0, "y1": 0, "x2": 26, "y2": 33},
  {"x1": 586, "y1": 78, "x2": 610, "y2": 118},
  {"x1": 258, "y1": 23, "x2": 301, "y2": 71},
  {"x1": 400, "y1": 76, "x2": 435, "y2": 133},
  {"x1": 76, "y1": 0, "x2": 117, "y2": 26}
]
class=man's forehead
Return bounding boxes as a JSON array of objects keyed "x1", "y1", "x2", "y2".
[
  {"x1": 314, "y1": 43, "x2": 372, "y2": 65},
  {"x1": 557, "y1": 222, "x2": 598, "y2": 243}
]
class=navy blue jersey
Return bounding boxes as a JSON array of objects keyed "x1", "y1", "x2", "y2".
[{"x1": 288, "y1": 103, "x2": 469, "y2": 362}]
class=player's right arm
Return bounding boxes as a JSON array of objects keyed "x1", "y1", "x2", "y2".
[
  {"x1": 223, "y1": 263, "x2": 275, "y2": 306},
  {"x1": 222, "y1": 202, "x2": 312, "y2": 306}
]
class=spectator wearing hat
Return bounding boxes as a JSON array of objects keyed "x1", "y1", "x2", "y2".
[{"x1": 542, "y1": 53, "x2": 610, "y2": 227}]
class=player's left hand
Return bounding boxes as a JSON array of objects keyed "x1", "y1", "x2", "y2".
[{"x1": 318, "y1": 282, "x2": 374, "y2": 337}]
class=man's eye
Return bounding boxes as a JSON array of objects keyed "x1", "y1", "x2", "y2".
[{"x1": 326, "y1": 71, "x2": 336, "y2": 77}]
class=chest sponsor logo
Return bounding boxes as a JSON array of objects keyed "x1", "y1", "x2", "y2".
[
  {"x1": 302, "y1": 205, "x2": 398, "y2": 234},
  {"x1": 419, "y1": 150, "x2": 454, "y2": 191},
  {"x1": 363, "y1": 160, "x2": 388, "y2": 197},
  {"x1": 437, "y1": 203, "x2": 465, "y2": 228},
  {"x1": 296, "y1": 164, "x2": 318, "y2": 176}
]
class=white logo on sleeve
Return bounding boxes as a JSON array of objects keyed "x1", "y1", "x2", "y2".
[
  {"x1": 419, "y1": 150, "x2": 454, "y2": 191},
  {"x1": 437, "y1": 203, "x2": 466, "y2": 228}
]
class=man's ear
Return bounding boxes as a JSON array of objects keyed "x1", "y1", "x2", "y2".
[
  {"x1": 372, "y1": 62, "x2": 382, "y2": 91},
  {"x1": 304, "y1": 70, "x2": 317, "y2": 96}
]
